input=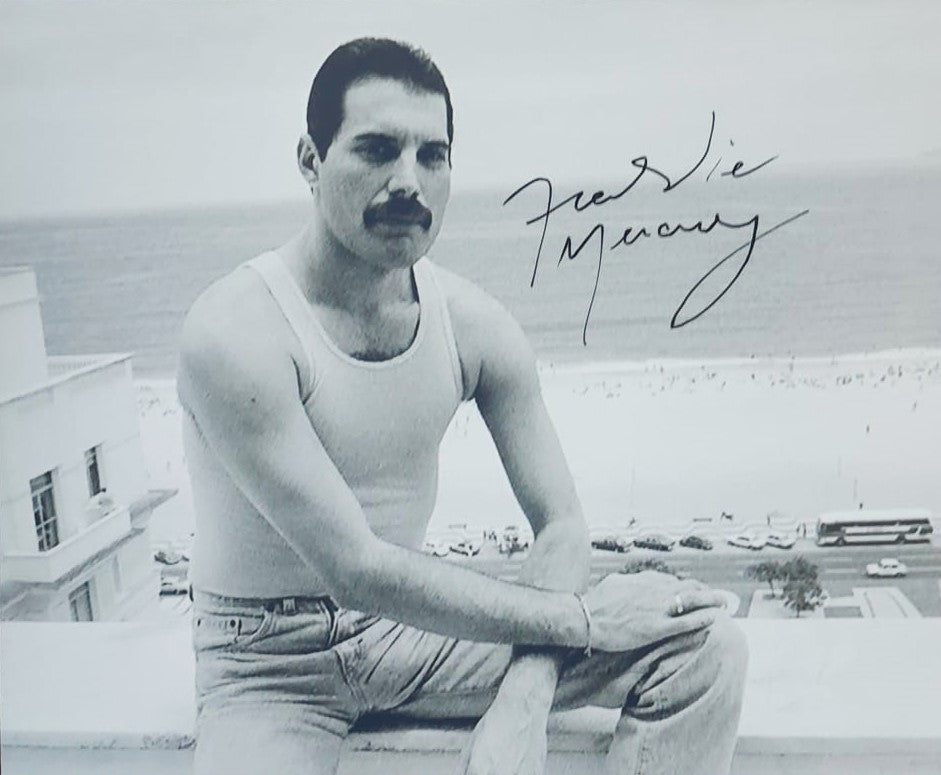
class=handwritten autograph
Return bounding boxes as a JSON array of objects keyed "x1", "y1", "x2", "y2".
[{"x1": 503, "y1": 112, "x2": 810, "y2": 344}]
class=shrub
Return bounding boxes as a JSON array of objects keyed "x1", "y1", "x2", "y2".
[
  {"x1": 745, "y1": 561, "x2": 785, "y2": 597},
  {"x1": 621, "y1": 558, "x2": 680, "y2": 577}
]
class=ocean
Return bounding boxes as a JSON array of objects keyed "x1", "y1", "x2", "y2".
[{"x1": 2, "y1": 164, "x2": 939, "y2": 375}]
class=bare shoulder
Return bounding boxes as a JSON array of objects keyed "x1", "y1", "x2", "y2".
[
  {"x1": 431, "y1": 264, "x2": 537, "y2": 400},
  {"x1": 177, "y1": 266, "x2": 298, "y2": 416}
]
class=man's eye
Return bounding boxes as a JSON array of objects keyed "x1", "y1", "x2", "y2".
[
  {"x1": 359, "y1": 141, "x2": 397, "y2": 163},
  {"x1": 418, "y1": 146, "x2": 448, "y2": 166}
]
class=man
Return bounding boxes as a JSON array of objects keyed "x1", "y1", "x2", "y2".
[{"x1": 178, "y1": 38, "x2": 747, "y2": 775}]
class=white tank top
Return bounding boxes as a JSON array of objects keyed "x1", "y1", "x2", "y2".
[{"x1": 184, "y1": 251, "x2": 465, "y2": 597}]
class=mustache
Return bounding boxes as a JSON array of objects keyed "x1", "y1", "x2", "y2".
[{"x1": 364, "y1": 197, "x2": 433, "y2": 230}]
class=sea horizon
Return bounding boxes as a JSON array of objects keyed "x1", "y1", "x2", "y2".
[{"x1": 3, "y1": 164, "x2": 940, "y2": 375}]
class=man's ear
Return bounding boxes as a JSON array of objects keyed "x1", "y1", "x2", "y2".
[{"x1": 297, "y1": 134, "x2": 320, "y2": 188}]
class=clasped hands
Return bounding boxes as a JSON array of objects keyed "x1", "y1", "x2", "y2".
[{"x1": 581, "y1": 569, "x2": 727, "y2": 653}]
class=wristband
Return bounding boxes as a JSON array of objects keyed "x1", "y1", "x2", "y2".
[{"x1": 573, "y1": 592, "x2": 593, "y2": 658}]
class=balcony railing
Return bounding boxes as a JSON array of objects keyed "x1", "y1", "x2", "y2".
[{"x1": 2, "y1": 506, "x2": 132, "y2": 584}]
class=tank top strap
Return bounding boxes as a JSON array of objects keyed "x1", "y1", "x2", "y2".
[
  {"x1": 242, "y1": 251, "x2": 318, "y2": 398},
  {"x1": 414, "y1": 258, "x2": 466, "y2": 401}
]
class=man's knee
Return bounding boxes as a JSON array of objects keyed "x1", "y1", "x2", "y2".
[
  {"x1": 629, "y1": 615, "x2": 747, "y2": 713},
  {"x1": 705, "y1": 615, "x2": 749, "y2": 693}
]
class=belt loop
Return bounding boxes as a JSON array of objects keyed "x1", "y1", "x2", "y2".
[
  {"x1": 325, "y1": 599, "x2": 340, "y2": 646},
  {"x1": 282, "y1": 596, "x2": 297, "y2": 616}
]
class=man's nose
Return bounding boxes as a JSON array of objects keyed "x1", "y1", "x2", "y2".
[{"x1": 387, "y1": 154, "x2": 421, "y2": 198}]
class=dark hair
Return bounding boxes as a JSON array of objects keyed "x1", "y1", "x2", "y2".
[{"x1": 306, "y1": 38, "x2": 453, "y2": 160}]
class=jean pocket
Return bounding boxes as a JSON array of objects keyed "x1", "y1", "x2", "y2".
[{"x1": 193, "y1": 607, "x2": 274, "y2": 653}]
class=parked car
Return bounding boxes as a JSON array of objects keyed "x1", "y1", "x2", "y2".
[
  {"x1": 727, "y1": 533, "x2": 766, "y2": 550},
  {"x1": 154, "y1": 548, "x2": 184, "y2": 565},
  {"x1": 159, "y1": 577, "x2": 189, "y2": 596},
  {"x1": 679, "y1": 534, "x2": 713, "y2": 551},
  {"x1": 866, "y1": 558, "x2": 908, "y2": 577},
  {"x1": 633, "y1": 533, "x2": 676, "y2": 552},
  {"x1": 591, "y1": 534, "x2": 632, "y2": 553},
  {"x1": 764, "y1": 531, "x2": 796, "y2": 549},
  {"x1": 451, "y1": 539, "x2": 482, "y2": 557},
  {"x1": 423, "y1": 539, "x2": 451, "y2": 557}
]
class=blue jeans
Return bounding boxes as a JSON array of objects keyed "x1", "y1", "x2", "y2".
[{"x1": 192, "y1": 590, "x2": 747, "y2": 774}]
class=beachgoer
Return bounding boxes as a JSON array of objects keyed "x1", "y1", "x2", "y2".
[{"x1": 178, "y1": 38, "x2": 747, "y2": 775}]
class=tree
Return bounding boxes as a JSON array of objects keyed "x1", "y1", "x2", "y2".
[
  {"x1": 780, "y1": 555, "x2": 826, "y2": 617},
  {"x1": 745, "y1": 561, "x2": 785, "y2": 597},
  {"x1": 621, "y1": 558, "x2": 681, "y2": 577},
  {"x1": 782, "y1": 556, "x2": 818, "y2": 583},
  {"x1": 782, "y1": 574, "x2": 826, "y2": 617}
]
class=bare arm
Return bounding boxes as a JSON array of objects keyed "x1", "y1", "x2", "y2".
[
  {"x1": 177, "y1": 279, "x2": 588, "y2": 649},
  {"x1": 475, "y1": 309, "x2": 590, "y2": 710},
  {"x1": 472, "y1": 307, "x2": 590, "y2": 707},
  {"x1": 453, "y1": 288, "x2": 726, "y2": 774}
]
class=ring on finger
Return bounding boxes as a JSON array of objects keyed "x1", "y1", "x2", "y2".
[{"x1": 674, "y1": 594, "x2": 684, "y2": 615}]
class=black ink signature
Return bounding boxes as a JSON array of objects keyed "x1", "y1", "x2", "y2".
[{"x1": 503, "y1": 113, "x2": 805, "y2": 344}]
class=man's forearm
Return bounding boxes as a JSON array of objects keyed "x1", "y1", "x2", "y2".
[
  {"x1": 494, "y1": 517, "x2": 591, "y2": 705},
  {"x1": 331, "y1": 534, "x2": 588, "y2": 649},
  {"x1": 517, "y1": 516, "x2": 591, "y2": 598}
]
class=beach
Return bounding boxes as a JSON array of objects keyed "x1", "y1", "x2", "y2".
[{"x1": 139, "y1": 348, "x2": 941, "y2": 547}]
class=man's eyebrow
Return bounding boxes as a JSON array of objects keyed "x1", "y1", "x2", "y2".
[
  {"x1": 351, "y1": 132, "x2": 449, "y2": 148},
  {"x1": 352, "y1": 132, "x2": 397, "y2": 144}
]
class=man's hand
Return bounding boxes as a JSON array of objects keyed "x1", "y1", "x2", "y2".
[
  {"x1": 584, "y1": 571, "x2": 726, "y2": 652},
  {"x1": 459, "y1": 693, "x2": 549, "y2": 775}
]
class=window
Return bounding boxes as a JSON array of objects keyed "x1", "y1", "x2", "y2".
[
  {"x1": 30, "y1": 471, "x2": 59, "y2": 552},
  {"x1": 68, "y1": 582, "x2": 94, "y2": 622},
  {"x1": 85, "y1": 446, "x2": 102, "y2": 496}
]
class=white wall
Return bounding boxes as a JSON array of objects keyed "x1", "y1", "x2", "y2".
[
  {"x1": 0, "y1": 271, "x2": 160, "y2": 622},
  {"x1": 0, "y1": 358, "x2": 145, "y2": 557},
  {"x1": 97, "y1": 534, "x2": 160, "y2": 621},
  {"x1": 2, "y1": 531, "x2": 159, "y2": 622}
]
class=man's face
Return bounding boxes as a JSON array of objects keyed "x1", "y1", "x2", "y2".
[{"x1": 313, "y1": 77, "x2": 451, "y2": 268}]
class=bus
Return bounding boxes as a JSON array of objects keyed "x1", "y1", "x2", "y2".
[{"x1": 816, "y1": 509, "x2": 934, "y2": 546}]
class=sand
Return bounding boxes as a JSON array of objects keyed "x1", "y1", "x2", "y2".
[{"x1": 137, "y1": 348, "x2": 941, "y2": 547}]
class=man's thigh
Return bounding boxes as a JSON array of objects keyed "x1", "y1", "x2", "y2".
[
  {"x1": 192, "y1": 595, "x2": 361, "y2": 773},
  {"x1": 348, "y1": 616, "x2": 642, "y2": 720},
  {"x1": 346, "y1": 616, "x2": 515, "y2": 720},
  {"x1": 355, "y1": 615, "x2": 737, "y2": 721}
]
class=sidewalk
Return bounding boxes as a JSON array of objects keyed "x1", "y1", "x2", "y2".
[{"x1": 749, "y1": 586, "x2": 922, "y2": 619}]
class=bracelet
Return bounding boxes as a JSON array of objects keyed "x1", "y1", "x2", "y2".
[{"x1": 573, "y1": 592, "x2": 593, "y2": 658}]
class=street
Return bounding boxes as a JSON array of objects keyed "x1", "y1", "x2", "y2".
[{"x1": 453, "y1": 540, "x2": 941, "y2": 617}]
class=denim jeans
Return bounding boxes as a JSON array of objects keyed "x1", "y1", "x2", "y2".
[{"x1": 192, "y1": 590, "x2": 747, "y2": 774}]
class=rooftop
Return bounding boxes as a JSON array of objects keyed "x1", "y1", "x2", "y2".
[{"x1": 0, "y1": 352, "x2": 131, "y2": 406}]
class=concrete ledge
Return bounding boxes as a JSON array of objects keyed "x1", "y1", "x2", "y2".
[{"x1": 2, "y1": 621, "x2": 940, "y2": 772}]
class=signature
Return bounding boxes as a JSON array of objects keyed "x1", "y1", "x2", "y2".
[{"x1": 503, "y1": 112, "x2": 810, "y2": 344}]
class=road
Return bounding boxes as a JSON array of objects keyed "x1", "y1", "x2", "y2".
[{"x1": 451, "y1": 540, "x2": 941, "y2": 617}]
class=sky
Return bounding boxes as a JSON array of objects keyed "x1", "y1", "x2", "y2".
[{"x1": 1, "y1": 0, "x2": 939, "y2": 218}]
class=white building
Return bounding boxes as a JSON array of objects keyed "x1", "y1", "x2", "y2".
[{"x1": 0, "y1": 266, "x2": 174, "y2": 621}]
